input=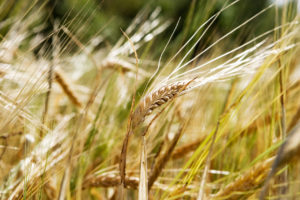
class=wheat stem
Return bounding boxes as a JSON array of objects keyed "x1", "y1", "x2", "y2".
[
  {"x1": 138, "y1": 135, "x2": 148, "y2": 200},
  {"x1": 148, "y1": 126, "x2": 184, "y2": 190}
]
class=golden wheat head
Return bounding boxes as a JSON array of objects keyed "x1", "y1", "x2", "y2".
[{"x1": 131, "y1": 81, "x2": 188, "y2": 129}]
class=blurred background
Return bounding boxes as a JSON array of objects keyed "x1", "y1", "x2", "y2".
[{"x1": 1, "y1": 0, "x2": 298, "y2": 59}]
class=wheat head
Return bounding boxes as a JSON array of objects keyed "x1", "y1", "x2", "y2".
[{"x1": 131, "y1": 81, "x2": 188, "y2": 129}]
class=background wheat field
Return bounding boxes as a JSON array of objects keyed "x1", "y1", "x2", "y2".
[{"x1": 0, "y1": 0, "x2": 300, "y2": 199}]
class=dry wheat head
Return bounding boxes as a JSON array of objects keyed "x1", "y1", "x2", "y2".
[{"x1": 131, "y1": 81, "x2": 188, "y2": 129}]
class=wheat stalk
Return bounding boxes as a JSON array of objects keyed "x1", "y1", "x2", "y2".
[
  {"x1": 259, "y1": 122, "x2": 300, "y2": 199},
  {"x1": 139, "y1": 135, "x2": 148, "y2": 200},
  {"x1": 148, "y1": 126, "x2": 184, "y2": 189}
]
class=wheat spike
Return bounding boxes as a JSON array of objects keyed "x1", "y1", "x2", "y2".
[
  {"x1": 83, "y1": 173, "x2": 139, "y2": 189},
  {"x1": 120, "y1": 80, "x2": 190, "y2": 188},
  {"x1": 132, "y1": 81, "x2": 188, "y2": 129},
  {"x1": 0, "y1": 69, "x2": 5, "y2": 77},
  {"x1": 214, "y1": 157, "x2": 274, "y2": 200},
  {"x1": 54, "y1": 69, "x2": 83, "y2": 108}
]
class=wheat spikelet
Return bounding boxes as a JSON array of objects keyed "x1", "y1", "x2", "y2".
[
  {"x1": 82, "y1": 172, "x2": 189, "y2": 195},
  {"x1": 132, "y1": 81, "x2": 188, "y2": 129},
  {"x1": 54, "y1": 69, "x2": 82, "y2": 108},
  {"x1": 44, "y1": 181, "x2": 57, "y2": 199},
  {"x1": 0, "y1": 69, "x2": 5, "y2": 77},
  {"x1": 148, "y1": 126, "x2": 184, "y2": 189},
  {"x1": 214, "y1": 157, "x2": 274, "y2": 200},
  {"x1": 101, "y1": 58, "x2": 149, "y2": 77},
  {"x1": 83, "y1": 173, "x2": 139, "y2": 189}
]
